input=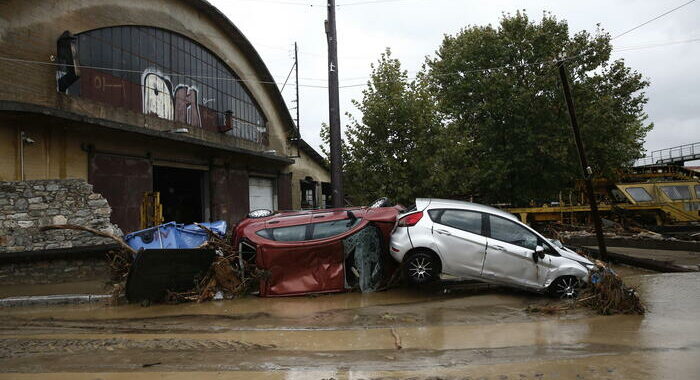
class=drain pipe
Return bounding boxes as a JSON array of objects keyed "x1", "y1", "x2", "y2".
[
  {"x1": 19, "y1": 131, "x2": 24, "y2": 181},
  {"x1": 19, "y1": 131, "x2": 36, "y2": 181}
]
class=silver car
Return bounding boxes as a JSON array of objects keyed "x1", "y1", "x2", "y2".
[{"x1": 390, "y1": 199, "x2": 593, "y2": 297}]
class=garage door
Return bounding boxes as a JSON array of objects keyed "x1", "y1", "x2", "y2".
[{"x1": 249, "y1": 177, "x2": 275, "y2": 211}]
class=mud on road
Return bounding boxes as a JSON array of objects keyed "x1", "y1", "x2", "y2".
[{"x1": 1, "y1": 267, "x2": 699, "y2": 379}]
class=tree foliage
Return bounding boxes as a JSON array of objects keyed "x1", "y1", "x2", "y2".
[
  {"x1": 322, "y1": 49, "x2": 445, "y2": 206},
  {"x1": 323, "y1": 12, "x2": 652, "y2": 207}
]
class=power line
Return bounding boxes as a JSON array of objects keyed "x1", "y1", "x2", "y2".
[
  {"x1": 230, "y1": 0, "x2": 323, "y2": 6},
  {"x1": 2, "y1": 36, "x2": 698, "y2": 91},
  {"x1": 336, "y1": 0, "x2": 422, "y2": 6},
  {"x1": 0, "y1": 55, "x2": 330, "y2": 88},
  {"x1": 612, "y1": 0, "x2": 697, "y2": 40},
  {"x1": 298, "y1": 37, "x2": 700, "y2": 84}
]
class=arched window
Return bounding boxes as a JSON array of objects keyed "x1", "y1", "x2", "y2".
[{"x1": 64, "y1": 26, "x2": 267, "y2": 144}]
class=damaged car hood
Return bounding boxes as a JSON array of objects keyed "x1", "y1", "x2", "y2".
[{"x1": 550, "y1": 239, "x2": 593, "y2": 266}]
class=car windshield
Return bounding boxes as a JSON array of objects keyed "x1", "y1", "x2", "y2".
[{"x1": 548, "y1": 239, "x2": 564, "y2": 248}]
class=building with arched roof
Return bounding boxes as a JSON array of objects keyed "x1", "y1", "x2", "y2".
[{"x1": 0, "y1": 0, "x2": 331, "y2": 233}]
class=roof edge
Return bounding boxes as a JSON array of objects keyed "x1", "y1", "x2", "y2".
[{"x1": 191, "y1": 0, "x2": 297, "y2": 135}]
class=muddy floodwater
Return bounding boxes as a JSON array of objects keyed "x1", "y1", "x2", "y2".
[{"x1": 0, "y1": 267, "x2": 698, "y2": 379}]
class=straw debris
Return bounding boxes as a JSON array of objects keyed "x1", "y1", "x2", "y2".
[{"x1": 579, "y1": 261, "x2": 645, "y2": 315}]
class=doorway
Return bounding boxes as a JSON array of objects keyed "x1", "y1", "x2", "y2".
[{"x1": 153, "y1": 166, "x2": 205, "y2": 224}]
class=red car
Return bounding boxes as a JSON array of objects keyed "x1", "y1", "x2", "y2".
[{"x1": 232, "y1": 202, "x2": 402, "y2": 296}]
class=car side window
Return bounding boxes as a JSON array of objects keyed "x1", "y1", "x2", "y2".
[
  {"x1": 431, "y1": 209, "x2": 482, "y2": 235},
  {"x1": 256, "y1": 218, "x2": 361, "y2": 242},
  {"x1": 488, "y1": 215, "x2": 538, "y2": 250},
  {"x1": 311, "y1": 218, "x2": 361, "y2": 239},
  {"x1": 268, "y1": 225, "x2": 308, "y2": 242}
]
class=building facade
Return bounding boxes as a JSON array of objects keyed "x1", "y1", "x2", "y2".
[{"x1": 0, "y1": 0, "x2": 330, "y2": 233}]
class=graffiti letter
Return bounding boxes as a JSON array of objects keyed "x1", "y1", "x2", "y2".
[{"x1": 143, "y1": 72, "x2": 174, "y2": 120}]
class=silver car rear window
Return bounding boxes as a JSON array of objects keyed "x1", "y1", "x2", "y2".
[{"x1": 430, "y1": 209, "x2": 482, "y2": 235}]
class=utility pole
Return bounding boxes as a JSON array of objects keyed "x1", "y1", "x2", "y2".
[
  {"x1": 325, "y1": 0, "x2": 344, "y2": 208},
  {"x1": 294, "y1": 42, "x2": 300, "y2": 143},
  {"x1": 557, "y1": 60, "x2": 608, "y2": 261}
]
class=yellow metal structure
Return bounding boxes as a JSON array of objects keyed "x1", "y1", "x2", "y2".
[
  {"x1": 140, "y1": 192, "x2": 164, "y2": 229},
  {"x1": 507, "y1": 166, "x2": 700, "y2": 226}
]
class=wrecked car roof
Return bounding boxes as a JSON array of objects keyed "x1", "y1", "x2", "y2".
[
  {"x1": 416, "y1": 198, "x2": 519, "y2": 221},
  {"x1": 236, "y1": 207, "x2": 399, "y2": 247}
]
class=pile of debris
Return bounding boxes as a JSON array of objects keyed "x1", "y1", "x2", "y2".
[
  {"x1": 526, "y1": 259, "x2": 645, "y2": 316},
  {"x1": 541, "y1": 220, "x2": 679, "y2": 242},
  {"x1": 160, "y1": 224, "x2": 266, "y2": 304},
  {"x1": 41, "y1": 223, "x2": 262, "y2": 305},
  {"x1": 578, "y1": 261, "x2": 645, "y2": 315}
]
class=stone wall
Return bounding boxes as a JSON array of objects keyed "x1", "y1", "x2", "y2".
[
  {"x1": 0, "y1": 257, "x2": 110, "y2": 285},
  {"x1": 0, "y1": 179, "x2": 122, "y2": 253}
]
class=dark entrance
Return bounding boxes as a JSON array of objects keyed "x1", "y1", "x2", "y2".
[{"x1": 153, "y1": 166, "x2": 205, "y2": 224}]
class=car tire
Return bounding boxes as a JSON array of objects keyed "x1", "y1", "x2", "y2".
[
  {"x1": 403, "y1": 251, "x2": 440, "y2": 285},
  {"x1": 549, "y1": 275, "x2": 580, "y2": 299}
]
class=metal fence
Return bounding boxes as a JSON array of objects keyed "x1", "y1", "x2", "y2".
[{"x1": 633, "y1": 142, "x2": 700, "y2": 167}]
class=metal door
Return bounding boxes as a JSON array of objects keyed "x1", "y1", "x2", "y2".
[{"x1": 89, "y1": 152, "x2": 152, "y2": 233}]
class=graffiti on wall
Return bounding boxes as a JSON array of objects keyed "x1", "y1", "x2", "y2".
[{"x1": 142, "y1": 69, "x2": 201, "y2": 127}]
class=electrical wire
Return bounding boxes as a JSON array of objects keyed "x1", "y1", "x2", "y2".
[
  {"x1": 612, "y1": 0, "x2": 697, "y2": 40},
  {"x1": 336, "y1": 0, "x2": 422, "y2": 6},
  {"x1": 230, "y1": 0, "x2": 324, "y2": 6},
  {"x1": 280, "y1": 61, "x2": 298, "y2": 91},
  {"x1": 1, "y1": 36, "x2": 698, "y2": 91}
]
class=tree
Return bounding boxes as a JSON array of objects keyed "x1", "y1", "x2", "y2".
[
  {"x1": 321, "y1": 49, "x2": 444, "y2": 206},
  {"x1": 427, "y1": 11, "x2": 652, "y2": 205}
]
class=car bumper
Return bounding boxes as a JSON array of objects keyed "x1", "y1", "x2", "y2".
[{"x1": 389, "y1": 226, "x2": 413, "y2": 263}]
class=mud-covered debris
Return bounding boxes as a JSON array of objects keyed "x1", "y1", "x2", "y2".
[
  {"x1": 579, "y1": 261, "x2": 645, "y2": 315},
  {"x1": 525, "y1": 304, "x2": 570, "y2": 315}
]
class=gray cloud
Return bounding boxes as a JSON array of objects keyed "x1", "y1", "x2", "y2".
[{"x1": 211, "y1": 0, "x2": 700, "y2": 159}]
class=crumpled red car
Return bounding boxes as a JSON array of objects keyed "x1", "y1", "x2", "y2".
[{"x1": 232, "y1": 204, "x2": 401, "y2": 297}]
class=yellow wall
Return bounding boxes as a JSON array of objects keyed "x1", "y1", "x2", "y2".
[
  {"x1": 0, "y1": 122, "x2": 87, "y2": 181},
  {"x1": 289, "y1": 146, "x2": 331, "y2": 210}
]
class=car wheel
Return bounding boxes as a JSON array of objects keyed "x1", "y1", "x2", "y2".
[
  {"x1": 403, "y1": 251, "x2": 440, "y2": 285},
  {"x1": 549, "y1": 276, "x2": 580, "y2": 299}
]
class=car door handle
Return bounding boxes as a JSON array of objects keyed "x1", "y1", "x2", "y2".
[
  {"x1": 435, "y1": 229, "x2": 452, "y2": 236},
  {"x1": 491, "y1": 245, "x2": 505, "y2": 251}
]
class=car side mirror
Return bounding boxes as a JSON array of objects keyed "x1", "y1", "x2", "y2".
[{"x1": 533, "y1": 245, "x2": 546, "y2": 262}]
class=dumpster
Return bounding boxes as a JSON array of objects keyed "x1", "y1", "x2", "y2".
[{"x1": 125, "y1": 221, "x2": 227, "y2": 251}]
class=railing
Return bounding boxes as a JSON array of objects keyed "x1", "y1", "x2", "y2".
[{"x1": 633, "y1": 142, "x2": 700, "y2": 167}]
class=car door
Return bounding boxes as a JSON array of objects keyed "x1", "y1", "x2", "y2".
[
  {"x1": 482, "y1": 215, "x2": 542, "y2": 288},
  {"x1": 429, "y1": 209, "x2": 487, "y2": 277}
]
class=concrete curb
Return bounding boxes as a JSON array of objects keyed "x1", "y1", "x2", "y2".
[{"x1": 0, "y1": 294, "x2": 110, "y2": 307}]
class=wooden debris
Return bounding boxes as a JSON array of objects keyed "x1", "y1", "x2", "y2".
[
  {"x1": 579, "y1": 263, "x2": 645, "y2": 315},
  {"x1": 390, "y1": 328, "x2": 402, "y2": 350},
  {"x1": 40, "y1": 224, "x2": 137, "y2": 256}
]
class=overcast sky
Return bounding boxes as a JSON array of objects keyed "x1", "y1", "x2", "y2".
[{"x1": 210, "y1": 0, "x2": 699, "y2": 162}]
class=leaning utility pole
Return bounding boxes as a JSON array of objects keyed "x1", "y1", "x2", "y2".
[
  {"x1": 557, "y1": 60, "x2": 608, "y2": 261},
  {"x1": 325, "y1": 0, "x2": 344, "y2": 208}
]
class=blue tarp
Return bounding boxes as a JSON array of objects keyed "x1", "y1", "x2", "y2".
[{"x1": 125, "y1": 221, "x2": 227, "y2": 251}]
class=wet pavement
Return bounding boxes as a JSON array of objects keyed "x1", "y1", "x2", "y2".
[{"x1": 0, "y1": 267, "x2": 699, "y2": 379}]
